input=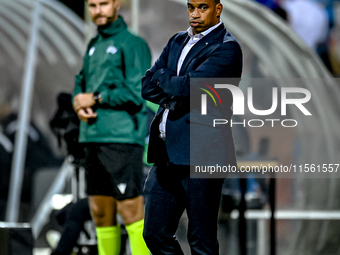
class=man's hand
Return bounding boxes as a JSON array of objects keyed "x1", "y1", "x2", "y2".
[
  {"x1": 77, "y1": 107, "x2": 97, "y2": 122},
  {"x1": 73, "y1": 93, "x2": 96, "y2": 112}
]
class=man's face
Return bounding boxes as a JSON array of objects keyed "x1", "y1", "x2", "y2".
[
  {"x1": 187, "y1": 0, "x2": 222, "y2": 34},
  {"x1": 87, "y1": 0, "x2": 120, "y2": 26}
]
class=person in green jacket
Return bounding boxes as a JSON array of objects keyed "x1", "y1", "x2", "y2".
[{"x1": 72, "y1": 0, "x2": 151, "y2": 254}]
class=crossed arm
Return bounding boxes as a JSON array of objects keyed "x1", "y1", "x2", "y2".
[{"x1": 141, "y1": 41, "x2": 242, "y2": 108}]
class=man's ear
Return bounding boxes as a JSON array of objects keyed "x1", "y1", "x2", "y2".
[
  {"x1": 216, "y1": 3, "x2": 223, "y2": 18},
  {"x1": 115, "y1": 0, "x2": 121, "y2": 10}
]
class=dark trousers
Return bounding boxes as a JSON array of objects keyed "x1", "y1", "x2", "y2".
[
  {"x1": 143, "y1": 163, "x2": 224, "y2": 255},
  {"x1": 51, "y1": 198, "x2": 92, "y2": 255}
]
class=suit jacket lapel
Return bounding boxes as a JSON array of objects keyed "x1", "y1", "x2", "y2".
[
  {"x1": 169, "y1": 35, "x2": 190, "y2": 72},
  {"x1": 179, "y1": 24, "x2": 226, "y2": 76}
]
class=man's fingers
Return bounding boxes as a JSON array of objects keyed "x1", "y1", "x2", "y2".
[
  {"x1": 85, "y1": 107, "x2": 97, "y2": 117},
  {"x1": 77, "y1": 108, "x2": 97, "y2": 122},
  {"x1": 77, "y1": 109, "x2": 88, "y2": 122}
]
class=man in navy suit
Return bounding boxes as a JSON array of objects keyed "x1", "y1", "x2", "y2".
[{"x1": 141, "y1": 0, "x2": 243, "y2": 254}]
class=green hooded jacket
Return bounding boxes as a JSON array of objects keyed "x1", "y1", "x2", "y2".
[{"x1": 73, "y1": 16, "x2": 151, "y2": 146}]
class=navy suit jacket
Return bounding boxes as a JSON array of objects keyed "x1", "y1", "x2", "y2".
[{"x1": 142, "y1": 23, "x2": 243, "y2": 166}]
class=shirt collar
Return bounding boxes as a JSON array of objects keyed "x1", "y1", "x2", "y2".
[{"x1": 187, "y1": 21, "x2": 223, "y2": 39}]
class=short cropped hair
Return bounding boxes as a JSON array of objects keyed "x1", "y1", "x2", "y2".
[{"x1": 187, "y1": 0, "x2": 220, "y2": 4}]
